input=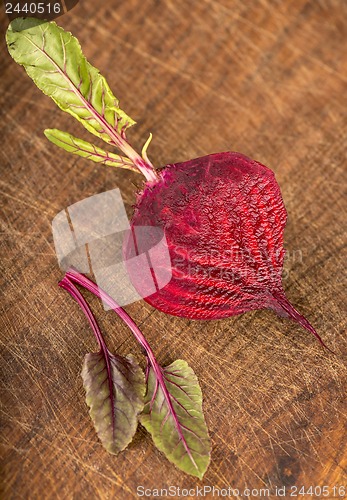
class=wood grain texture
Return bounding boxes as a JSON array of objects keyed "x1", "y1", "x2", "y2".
[{"x1": 0, "y1": 0, "x2": 346, "y2": 498}]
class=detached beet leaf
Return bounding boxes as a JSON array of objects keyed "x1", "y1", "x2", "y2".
[
  {"x1": 64, "y1": 269, "x2": 211, "y2": 478},
  {"x1": 59, "y1": 278, "x2": 145, "y2": 454},
  {"x1": 141, "y1": 360, "x2": 210, "y2": 479},
  {"x1": 82, "y1": 352, "x2": 145, "y2": 454}
]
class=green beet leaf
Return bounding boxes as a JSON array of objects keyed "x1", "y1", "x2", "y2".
[
  {"x1": 140, "y1": 359, "x2": 211, "y2": 479},
  {"x1": 82, "y1": 352, "x2": 145, "y2": 454},
  {"x1": 44, "y1": 129, "x2": 138, "y2": 172},
  {"x1": 6, "y1": 18, "x2": 135, "y2": 145}
]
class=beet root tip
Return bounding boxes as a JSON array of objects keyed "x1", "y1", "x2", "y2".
[{"x1": 269, "y1": 290, "x2": 334, "y2": 353}]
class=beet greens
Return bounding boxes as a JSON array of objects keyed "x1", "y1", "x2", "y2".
[{"x1": 60, "y1": 270, "x2": 210, "y2": 479}]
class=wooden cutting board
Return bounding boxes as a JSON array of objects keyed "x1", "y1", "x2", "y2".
[{"x1": 1, "y1": 1, "x2": 346, "y2": 498}]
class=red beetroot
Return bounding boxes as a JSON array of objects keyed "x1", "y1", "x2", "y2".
[{"x1": 125, "y1": 151, "x2": 328, "y2": 348}]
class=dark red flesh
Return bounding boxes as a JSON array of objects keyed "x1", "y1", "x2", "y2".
[{"x1": 125, "y1": 152, "x2": 328, "y2": 348}]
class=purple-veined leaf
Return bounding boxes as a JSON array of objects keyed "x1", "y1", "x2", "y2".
[
  {"x1": 44, "y1": 129, "x2": 138, "y2": 172},
  {"x1": 59, "y1": 278, "x2": 145, "y2": 455},
  {"x1": 82, "y1": 352, "x2": 145, "y2": 454},
  {"x1": 140, "y1": 359, "x2": 211, "y2": 479}
]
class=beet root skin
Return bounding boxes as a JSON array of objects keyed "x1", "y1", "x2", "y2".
[
  {"x1": 124, "y1": 151, "x2": 328, "y2": 348},
  {"x1": 127, "y1": 151, "x2": 287, "y2": 319}
]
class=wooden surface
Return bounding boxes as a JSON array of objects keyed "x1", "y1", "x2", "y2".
[{"x1": 1, "y1": 1, "x2": 346, "y2": 498}]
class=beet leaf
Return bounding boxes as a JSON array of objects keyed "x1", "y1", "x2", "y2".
[
  {"x1": 59, "y1": 278, "x2": 145, "y2": 454},
  {"x1": 44, "y1": 129, "x2": 138, "y2": 172},
  {"x1": 141, "y1": 360, "x2": 210, "y2": 479},
  {"x1": 82, "y1": 353, "x2": 145, "y2": 454},
  {"x1": 6, "y1": 17, "x2": 157, "y2": 181}
]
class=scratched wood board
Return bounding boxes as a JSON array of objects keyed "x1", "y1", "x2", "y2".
[{"x1": 0, "y1": 0, "x2": 346, "y2": 498}]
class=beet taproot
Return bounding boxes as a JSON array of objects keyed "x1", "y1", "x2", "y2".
[{"x1": 125, "y1": 151, "x2": 328, "y2": 348}]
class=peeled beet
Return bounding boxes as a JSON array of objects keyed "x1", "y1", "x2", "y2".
[{"x1": 125, "y1": 151, "x2": 327, "y2": 347}]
